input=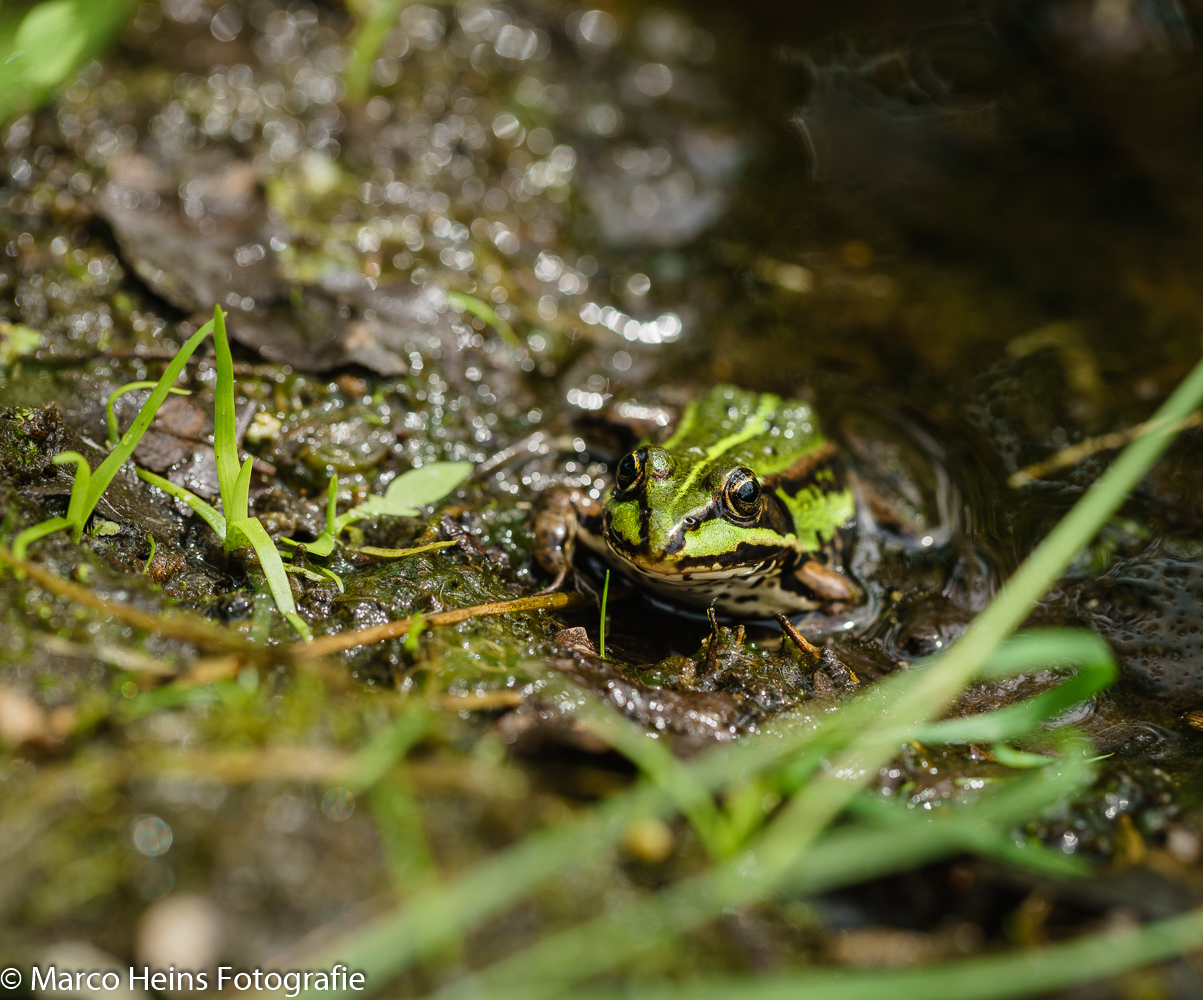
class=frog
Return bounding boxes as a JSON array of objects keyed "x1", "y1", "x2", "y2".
[{"x1": 533, "y1": 384, "x2": 861, "y2": 618}]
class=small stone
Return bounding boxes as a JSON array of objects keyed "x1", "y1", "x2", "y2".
[
  {"x1": 622, "y1": 818, "x2": 674, "y2": 863},
  {"x1": 0, "y1": 687, "x2": 49, "y2": 747},
  {"x1": 554, "y1": 626, "x2": 598, "y2": 657},
  {"x1": 1166, "y1": 824, "x2": 1201, "y2": 865},
  {"x1": 136, "y1": 895, "x2": 224, "y2": 987}
]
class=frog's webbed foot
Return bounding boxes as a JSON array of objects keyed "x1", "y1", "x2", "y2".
[
  {"x1": 793, "y1": 559, "x2": 861, "y2": 605},
  {"x1": 776, "y1": 614, "x2": 860, "y2": 695}
]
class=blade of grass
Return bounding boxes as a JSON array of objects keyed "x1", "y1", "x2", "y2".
[
  {"x1": 572, "y1": 905, "x2": 1203, "y2": 1000},
  {"x1": 447, "y1": 291, "x2": 521, "y2": 349},
  {"x1": 351, "y1": 540, "x2": 457, "y2": 559},
  {"x1": 85, "y1": 319, "x2": 215, "y2": 518},
  {"x1": 10, "y1": 323, "x2": 213, "y2": 557},
  {"x1": 136, "y1": 468, "x2": 227, "y2": 539},
  {"x1": 326, "y1": 474, "x2": 338, "y2": 533},
  {"x1": 11, "y1": 516, "x2": 73, "y2": 561},
  {"x1": 0, "y1": 0, "x2": 132, "y2": 123},
  {"x1": 143, "y1": 533, "x2": 157, "y2": 575},
  {"x1": 344, "y1": 0, "x2": 407, "y2": 102},
  {"x1": 914, "y1": 629, "x2": 1116, "y2": 744},
  {"x1": 599, "y1": 569, "x2": 610, "y2": 658},
  {"x1": 52, "y1": 451, "x2": 91, "y2": 539},
  {"x1": 738, "y1": 344, "x2": 1203, "y2": 880},
  {"x1": 434, "y1": 745, "x2": 1099, "y2": 1000},
  {"x1": 336, "y1": 706, "x2": 432, "y2": 794},
  {"x1": 211, "y1": 306, "x2": 241, "y2": 520},
  {"x1": 227, "y1": 517, "x2": 311, "y2": 641},
  {"x1": 571, "y1": 680, "x2": 724, "y2": 859},
  {"x1": 106, "y1": 381, "x2": 189, "y2": 447},
  {"x1": 231, "y1": 457, "x2": 254, "y2": 530}
]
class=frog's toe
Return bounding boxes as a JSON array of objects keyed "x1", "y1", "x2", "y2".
[{"x1": 537, "y1": 566, "x2": 571, "y2": 595}]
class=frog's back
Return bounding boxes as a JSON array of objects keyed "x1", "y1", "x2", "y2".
[{"x1": 661, "y1": 385, "x2": 831, "y2": 478}]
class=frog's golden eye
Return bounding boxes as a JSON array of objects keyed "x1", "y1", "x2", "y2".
[
  {"x1": 723, "y1": 468, "x2": 762, "y2": 521},
  {"x1": 615, "y1": 447, "x2": 647, "y2": 494}
]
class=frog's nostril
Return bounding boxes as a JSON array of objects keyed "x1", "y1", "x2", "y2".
[{"x1": 683, "y1": 515, "x2": 697, "y2": 527}]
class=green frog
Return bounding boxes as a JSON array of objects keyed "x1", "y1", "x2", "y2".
[{"x1": 534, "y1": 385, "x2": 861, "y2": 617}]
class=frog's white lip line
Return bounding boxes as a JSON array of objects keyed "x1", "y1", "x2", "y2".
[{"x1": 605, "y1": 543, "x2": 775, "y2": 582}]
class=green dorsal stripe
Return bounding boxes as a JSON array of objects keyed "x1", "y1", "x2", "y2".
[
  {"x1": 676, "y1": 394, "x2": 778, "y2": 496},
  {"x1": 662, "y1": 402, "x2": 697, "y2": 451}
]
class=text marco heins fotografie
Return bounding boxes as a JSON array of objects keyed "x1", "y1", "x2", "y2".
[{"x1": 31, "y1": 965, "x2": 366, "y2": 996}]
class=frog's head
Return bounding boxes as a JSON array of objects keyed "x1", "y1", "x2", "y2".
[{"x1": 602, "y1": 444, "x2": 796, "y2": 580}]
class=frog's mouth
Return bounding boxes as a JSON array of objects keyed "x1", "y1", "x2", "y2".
[{"x1": 602, "y1": 532, "x2": 788, "y2": 584}]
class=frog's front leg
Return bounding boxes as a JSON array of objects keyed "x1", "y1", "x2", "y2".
[
  {"x1": 793, "y1": 558, "x2": 861, "y2": 605},
  {"x1": 532, "y1": 485, "x2": 605, "y2": 593}
]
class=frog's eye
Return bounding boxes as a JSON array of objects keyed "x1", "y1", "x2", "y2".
[
  {"x1": 723, "y1": 468, "x2": 762, "y2": 521},
  {"x1": 615, "y1": 447, "x2": 647, "y2": 494}
]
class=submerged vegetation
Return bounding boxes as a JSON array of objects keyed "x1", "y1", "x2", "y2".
[{"x1": 4, "y1": 0, "x2": 1203, "y2": 997}]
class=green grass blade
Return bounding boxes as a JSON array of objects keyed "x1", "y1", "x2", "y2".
[
  {"x1": 278, "y1": 643, "x2": 1089, "y2": 999},
  {"x1": 106, "y1": 381, "x2": 189, "y2": 446},
  {"x1": 317, "y1": 565, "x2": 345, "y2": 592},
  {"x1": 351, "y1": 541, "x2": 456, "y2": 559},
  {"x1": 447, "y1": 291, "x2": 521, "y2": 349},
  {"x1": 284, "y1": 564, "x2": 333, "y2": 583},
  {"x1": 0, "y1": 0, "x2": 132, "y2": 123},
  {"x1": 51, "y1": 451, "x2": 91, "y2": 534},
  {"x1": 438, "y1": 751, "x2": 1097, "y2": 1000},
  {"x1": 572, "y1": 682, "x2": 724, "y2": 859},
  {"x1": 135, "y1": 468, "x2": 227, "y2": 539},
  {"x1": 326, "y1": 474, "x2": 338, "y2": 535},
  {"x1": 337, "y1": 706, "x2": 432, "y2": 794},
  {"x1": 599, "y1": 569, "x2": 610, "y2": 658},
  {"x1": 227, "y1": 516, "x2": 310, "y2": 641},
  {"x1": 85, "y1": 320, "x2": 214, "y2": 519},
  {"x1": 280, "y1": 475, "x2": 341, "y2": 556},
  {"x1": 572, "y1": 905, "x2": 1203, "y2": 1000},
  {"x1": 344, "y1": 0, "x2": 407, "y2": 102},
  {"x1": 914, "y1": 629, "x2": 1116, "y2": 744},
  {"x1": 11, "y1": 516, "x2": 73, "y2": 561},
  {"x1": 231, "y1": 457, "x2": 253, "y2": 528},
  {"x1": 211, "y1": 306, "x2": 242, "y2": 520}
]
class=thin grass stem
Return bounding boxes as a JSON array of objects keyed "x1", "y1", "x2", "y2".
[
  {"x1": 572, "y1": 904, "x2": 1203, "y2": 1000},
  {"x1": 136, "y1": 468, "x2": 227, "y2": 539},
  {"x1": 599, "y1": 568, "x2": 610, "y2": 658}
]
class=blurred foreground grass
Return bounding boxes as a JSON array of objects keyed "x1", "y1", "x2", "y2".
[{"x1": 0, "y1": 0, "x2": 131, "y2": 122}]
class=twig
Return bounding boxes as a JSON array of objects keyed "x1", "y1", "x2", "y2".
[
  {"x1": 1010, "y1": 410, "x2": 1203, "y2": 487},
  {"x1": 294, "y1": 591, "x2": 583, "y2": 660},
  {"x1": 440, "y1": 691, "x2": 526, "y2": 711},
  {"x1": 775, "y1": 613, "x2": 822, "y2": 665},
  {"x1": 0, "y1": 545, "x2": 267, "y2": 660}
]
